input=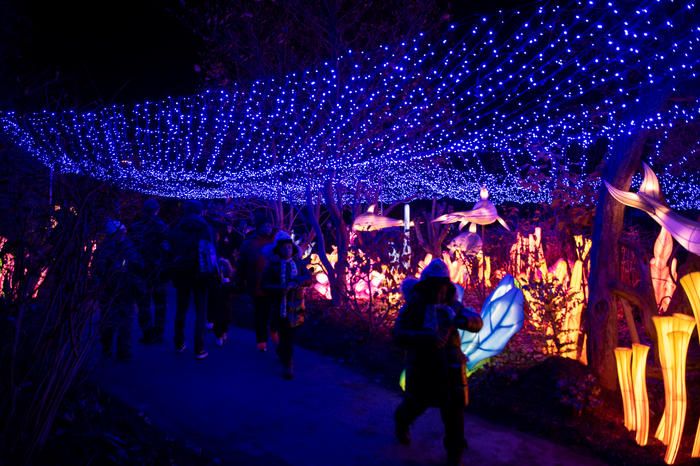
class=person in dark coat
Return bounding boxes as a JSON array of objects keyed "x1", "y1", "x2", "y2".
[
  {"x1": 129, "y1": 198, "x2": 169, "y2": 344},
  {"x1": 211, "y1": 257, "x2": 235, "y2": 346},
  {"x1": 262, "y1": 231, "x2": 311, "y2": 379},
  {"x1": 168, "y1": 200, "x2": 216, "y2": 360},
  {"x1": 237, "y1": 211, "x2": 275, "y2": 351},
  {"x1": 93, "y1": 220, "x2": 144, "y2": 361},
  {"x1": 393, "y1": 259, "x2": 483, "y2": 466}
]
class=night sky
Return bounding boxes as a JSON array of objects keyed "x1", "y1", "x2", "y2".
[
  {"x1": 1, "y1": 0, "x2": 528, "y2": 110},
  {"x1": 1, "y1": 0, "x2": 199, "y2": 108}
]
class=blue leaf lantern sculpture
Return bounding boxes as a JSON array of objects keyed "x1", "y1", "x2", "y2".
[{"x1": 461, "y1": 274, "x2": 524, "y2": 370}]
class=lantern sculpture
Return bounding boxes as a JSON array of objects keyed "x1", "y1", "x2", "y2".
[
  {"x1": 352, "y1": 204, "x2": 412, "y2": 231},
  {"x1": 681, "y1": 272, "x2": 700, "y2": 341},
  {"x1": 614, "y1": 347, "x2": 636, "y2": 431},
  {"x1": 653, "y1": 314, "x2": 696, "y2": 464},
  {"x1": 679, "y1": 272, "x2": 700, "y2": 458},
  {"x1": 651, "y1": 228, "x2": 678, "y2": 312},
  {"x1": 632, "y1": 344, "x2": 650, "y2": 446},
  {"x1": 605, "y1": 163, "x2": 700, "y2": 256},
  {"x1": 461, "y1": 274, "x2": 524, "y2": 370},
  {"x1": 433, "y1": 187, "x2": 510, "y2": 231}
]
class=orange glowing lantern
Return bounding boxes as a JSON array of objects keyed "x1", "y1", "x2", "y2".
[
  {"x1": 631, "y1": 343, "x2": 650, "y2": 446},
  {"x1": 614, "y1": 347, "x2": 636, "y2": 431},
  {"x1": 653, "y1": 314, "x2": 696, "y2": 464}
]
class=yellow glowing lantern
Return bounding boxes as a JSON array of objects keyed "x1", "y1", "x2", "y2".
[
  {"x1": 614, "y1": 347, "x2": 636, "y2": 431},
  {"x1": 653, "y1": 314, "x2": 696, "y2": 464},
  {"x1": 681, "y1": 273, "x2": 700, "y2": 341},
  {"x1": 631, "y1": 343, "x2": 650, "y2": 446},
  {"x1": 679, "y1": 272, "x2": 700, "y2": 458}
]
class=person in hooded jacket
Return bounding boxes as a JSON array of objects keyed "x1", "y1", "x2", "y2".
[
  {"x1": 262, "y1": 231, "x2": 311, "y2": 379},
  {"x1": 129, "y1": 198, "x2": 169, "y2": 344},
  {"x1": 237, "y1": 211, "x2": 275, "y2": 351},
  {"x1": 393, "y1": 258, "x2": 483, "y2": 466},
  {"x1": 167, "y1": 200, "x2": 216, "y2": 360},
  {"x1": 93, "y1": 219, "x2": 144, "y2": 361}
]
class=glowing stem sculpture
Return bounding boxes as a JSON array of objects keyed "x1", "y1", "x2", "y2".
[
  {"x1": 679, "y1": 272, "x2": 700, "y2": 458},
  {"x1": 614, "y1": 347, "x2": 636, "y2": 431},
  {"x1": 605, "y1": 163, "x2": 700, "y2": 256},
  {"x1": 631, "y1": 344, "x2": 651, "y2": 446},
  {"x1": 653, "y1": 314, "x2": 696, "y2": 464}
]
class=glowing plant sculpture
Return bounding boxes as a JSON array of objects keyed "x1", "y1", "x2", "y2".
[
  {"x1": 680, "y1": 273, "x2": 700, "y2": 340},
  {"x1": 519, "y1": 234, "x2": 590, "y2": 361},
  {"x1": 679, "y1": 272, "x2": 700, "y2": 458},
  {"x1": 653, "y1": 314, "x2": 696, "y2": 464},
  {"x1": 446, "y1": 231, "x2": 483, "y2": 256},
  {"x1": 433, "y1": 187, "x2": 510, "y2": 231},
  {"x1": 605, "y1": 164, "x2": 700, "y2": 256},
  {"x1": 651, "y1": 228, "x2": 678, "y2": 312},
  {"x1": 632, "y1": 344, "x2": 651, "y2": 447},
  {"x1": 614, "y1": 347, "x2": 636, "y2": 431},
  {"x1": 461, "y1": 274, "x2": 524, "y2": 370}
]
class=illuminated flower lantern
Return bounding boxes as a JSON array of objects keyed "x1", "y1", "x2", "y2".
[
  {"x1": 651, "y1": 228, "x2": 678, "y2": 312},
  {"x1": 432, "y1": 187, "x2": 510, "y2": 231},
  {"x1": 679, "y1": 272, "x2": 700, "y2": 458},
  {"x1": 653, "y1": 314, "x2": 696, "y2": 465},
  {"x1": 605, "y1": 163, "x2": 700, "y2": 256},
  {"x1": 461, "y1": 274, "x2": 524, "y2": 370}
]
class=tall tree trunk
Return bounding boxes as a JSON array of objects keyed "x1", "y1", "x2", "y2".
[
  {"x1": 324, "y1": 180, "x2": 348, "y2": 306},
  {"x1": 587, "y1": 133, "x2": 648, "y2": 390}
]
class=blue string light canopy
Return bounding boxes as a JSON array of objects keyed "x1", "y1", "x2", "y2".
[{"x1": 0, "y1": 0, "x2": 699, "y2": 207}]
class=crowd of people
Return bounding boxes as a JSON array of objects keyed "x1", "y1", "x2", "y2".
[
  {"x1": 92, "y1": 198, "x2": 483, "y2": 465},
  {"x1": 92, "y1": 198, "x2": 310, "y2": 379}
]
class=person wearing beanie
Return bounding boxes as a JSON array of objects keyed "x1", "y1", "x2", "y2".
[
  {"x1": 93, "y1": 219, "x2": 143, "y2": 361},
  {"x1": 167, "y1": 199, "x2": 216, "y2": 360},
  {"x1": 393, "y1": 258, "x2": 483, "y2": 466},
  {"x1": 262, "y1": 231, "x2": 311, "y2": 379},
  {"x1": 129, "y1": 198, "x2": 169, "y2": 344},
  {"x1": 237, "y1": 210, "x2": 275, "y2": 351}
]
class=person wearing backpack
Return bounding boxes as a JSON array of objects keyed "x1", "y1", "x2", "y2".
[
  {"x1": 167, "y1": 200, "x2": 217, "y2": 360},
  {"x1": 393, "y1": 259, "x2": 483, "y2": 466},
  {"x1": 129, "y1": 198, "x2": 169, "y2": 344},
  {"x1": 93, "y1": 219, "x2": 144, "y2": 361}
]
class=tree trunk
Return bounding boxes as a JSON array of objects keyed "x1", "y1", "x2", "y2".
[
  {"x1": 587, "y1": 133, "x2": 648, "y2": 390},
  {"x1": 324, "y1": 180, "x2": 348, "y2": 306}
]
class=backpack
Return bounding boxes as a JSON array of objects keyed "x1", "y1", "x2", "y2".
[{"x1": 198, "y1": 239, "x2": 220, "y2": 282}]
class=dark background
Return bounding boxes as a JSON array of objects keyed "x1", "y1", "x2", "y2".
[{"x1": 0, "y1": 0, "x2": 528, "y2": 110}]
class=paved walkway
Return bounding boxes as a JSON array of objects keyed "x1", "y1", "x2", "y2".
[{"x1": 94, "y1": 301, "x2": 607, "y2": 466}]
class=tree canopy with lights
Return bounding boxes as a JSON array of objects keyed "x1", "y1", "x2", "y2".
[{"x1": 0, "y1": 0, "x2": 699, "y2": 206}]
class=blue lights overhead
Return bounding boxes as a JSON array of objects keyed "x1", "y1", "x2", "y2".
[{"x1": 0, "y1": 0, "x2": 698, "y2": 206}]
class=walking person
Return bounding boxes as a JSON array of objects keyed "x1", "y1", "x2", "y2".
[
  {"x1": 263, "y1": 231, "x2": 311, "y2": 379},
  {"x1": 211, "y1": 257, "x2": 235, "y2": 346},
  {"x1": 167, "y1": 200, "x2": 217, "y2": 360},
  {"x1": 93, "y1": 219, "x2": 144, "y2": 361},
  {"x1": 129, "y1": 198, "x2": 169, "y2": 344},
  {"x1": 238, "y1": 211, "x2": 275, "y2": 351},
  {"x1": 393, "y1": 258, "x2": 483, "y2": 466}
]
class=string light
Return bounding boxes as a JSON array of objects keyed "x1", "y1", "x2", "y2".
[{"x1": 0, "y1": 0, "x2": 698, "y2": 206}]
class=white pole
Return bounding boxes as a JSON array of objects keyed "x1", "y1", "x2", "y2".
[{"x1": 403, "y1": 203, "x2": 410, "y2": 234}]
